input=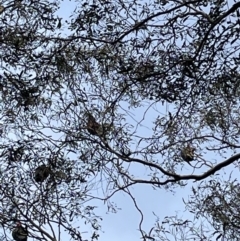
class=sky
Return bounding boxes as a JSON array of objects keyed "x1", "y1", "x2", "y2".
[{"x1": 19, "y1": 0, "x2": 240, "y2": 241}]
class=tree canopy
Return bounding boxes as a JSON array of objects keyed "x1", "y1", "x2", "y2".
[{"x1": 0, "y1": 0, "x2": 240, "y2": 240}]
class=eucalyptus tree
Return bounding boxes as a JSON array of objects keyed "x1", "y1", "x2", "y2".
[{"x1": 0, "y1": 0, "x2": 240, "y2": 240}]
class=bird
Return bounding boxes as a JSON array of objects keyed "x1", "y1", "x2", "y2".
[
  {"x1": 12, "y1": 222, "x2": 28, "y2": 241},
  {"x1": 34, "y1": 165, "x2": 51, "y2": 183},
  {"x1": 86, "y1": 113, "x2": 101, "y2": 136}
]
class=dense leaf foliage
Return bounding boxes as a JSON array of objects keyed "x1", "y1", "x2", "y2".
[{"x1": 0, "y1": 0, "x2": 240, "y2": 240}]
